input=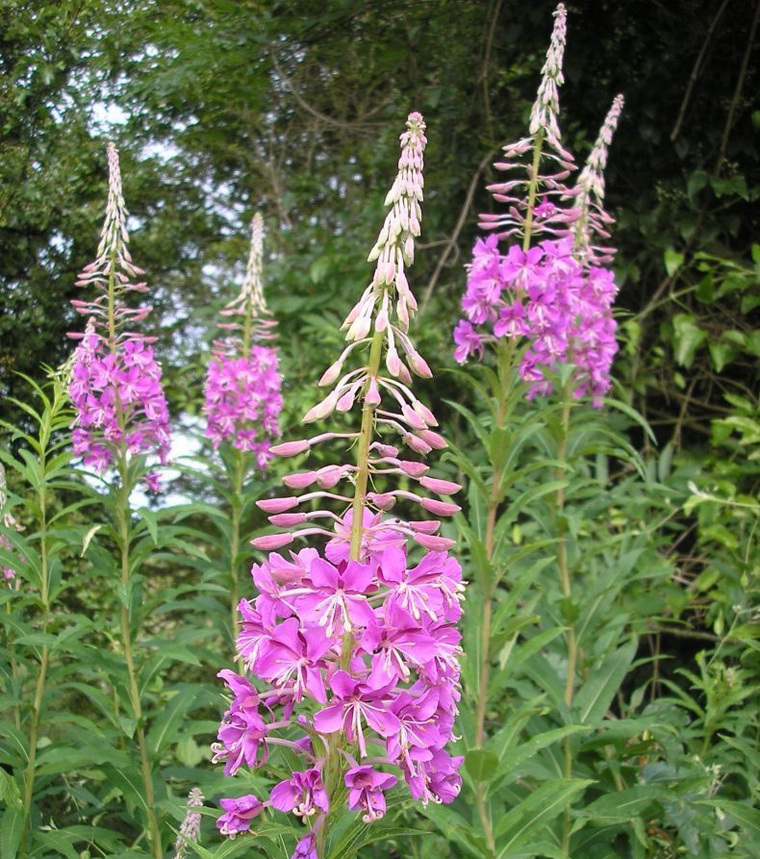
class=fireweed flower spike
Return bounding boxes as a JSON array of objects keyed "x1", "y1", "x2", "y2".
[
  {"x1": 215, "y1": 113, "x2": 464, "y2": 855},
  {"x1": 574, "y1": 94, "x2": 625, "y2": 265},
  {"x1": 204, "y1": 214, "x2": 283, "y2": 467},
  {"x1": 454, "y1": 5, "x2": 622, "y2": 405},
  {"x1": 67, "y1": 143, "x2": 170, "y2": 479}
]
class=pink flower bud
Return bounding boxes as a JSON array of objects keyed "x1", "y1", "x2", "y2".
[
  {"x1": 408, "y1": 350, "x2": 432, "y2": 378},
  {"x1": 398, "y1": 460, "x2": 429, "y2": 477},
  {"x1": 386, "y1": 348, "x2": 401, "y2": 377},
  {"x1": 368, "y1": 492, "x2": 396, "y2": 511},
  {"x1": 316, "y1": 466, "x2": 345, "y2": 489},
  {"x1": 420, "y1": 476, "x2": 462, "y2": 495},
  {"x1": 421, "y1": 498, "x2": 461, "y2": 517},
  {"x1": 365, "y1": 377, "x2": 381, "y2": 406},
  {"x1": 303, "y1": 391, "x2": 338, "y2": 423},
  {"x1": 409, "y1": 519, "x2": 441, "y2": 534},
  {"x1": 268, "y1": 513, "x2": 307, "y2": 527},
  {"x1": 283, "y1": 471, "x2": 319, "y2": 489},
  {"x1": 419, "y1": 429, "x2": 447, "y2": 450},
  {"x1": 336, "y1": 389, "x2": 356, "y2": 412},
  {"x1": 319, "y1": 360, "x2": 344, "y2": 387},
  {"x1": 413, "y1": 533, "x2": 455, "y2": 551},
  {"x1": 403, "y1": 433, "x2": 432, "y2": 455},
  {"x1": 413, "y1": 400, "x2": 437, "y2": 426},
  {"x1": 373, "y1": 444, "x2": 399, "y2": 457},
  {"x1": 401, "y1": 403, "x2": 427, "y2": 431},
  {"x1": 251, "y1": 533, "x2": 294, "y2": 550},
  {"x1": 256, "y1": 497, "x2": 299, "y2": 513},
  {"x1": 398, "y1": 363, "x2": 412, "y2": 384},
  {"x1": 270, "y1": 439, "x2": 310, "y2": 457}
]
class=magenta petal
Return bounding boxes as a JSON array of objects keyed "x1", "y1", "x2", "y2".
[
  {"x1": 313, "y1": 703, "x2": 345, "y2": 734},
  {"x1": 270, "y1": 780, "x2": 299, "y2": 813},
  {"x1": 308, "y1": 557, "x2": 340, "y2": 589},
  {"x1": 329, "y1": 669, "x2": 357, "y2": 700}
]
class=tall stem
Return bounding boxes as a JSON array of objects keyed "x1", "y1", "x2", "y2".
[
  {"x1": 229, "y1": 450, "x2": 245, "y2": 655},
  {"x1": 349, "y1": 326, "x2": 384, "y2": 562},
  {"x1": 20, "y1": 431, "x2": 51, "y2": 856},
  {"x1": 473, "y1": 339, "x2": 513, "y2": 855},
  {"x1": 116, "y1": 457, "x2": 163, "y2": 859},
  {"x1": 556, "y1": 382, "x2": 576, "y2": 856}
]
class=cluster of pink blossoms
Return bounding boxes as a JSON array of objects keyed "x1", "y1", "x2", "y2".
[
  {"x1": 454, "y1": 235, "x2": 618, "y2": 402},
  {"x1": 213, "y1": 113, "x2": 463, "y2": 857},
  {"x1": 204, "y1": 214, "x2": 282, "y2": 467},
  {"x1": 213, "y1": 511, "x2": 463, "y2": 844},
  {"x1": 69, "y1": 325, "x2": 170, "y2": 474},
  {"x1": 454, "y1": 3, "x2": 624, "y2": 405},
  {"x1": 68, "y1": 143, "x2": 170, "y2": 481}
]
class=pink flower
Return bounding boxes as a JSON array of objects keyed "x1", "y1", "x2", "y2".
[
  {"x1": 345, "y1": 765, "x2": 398, "y2": 822},
  {"x1": 216, "y1": 794, "x2": 264, "y2": 837}
]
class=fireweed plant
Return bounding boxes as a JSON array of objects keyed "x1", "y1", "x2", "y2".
[
  {"x1": 443, "y1": 5, "x2": 665, "y2": 856},
  {"x1": 66, "y1": 143, "x2": 171, "y2": 859},
  {"x1": 203, "y1": 213, "x2": 283, "y2": 641},
  {"x1": 212, "y1": 113, "x2": 465, "y2": 858}
]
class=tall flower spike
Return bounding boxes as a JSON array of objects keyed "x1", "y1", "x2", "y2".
[
  {"x1": 454, "y1": 6, "x2": 620, "y2": 405},
  {"x1": 67, "y1": 143, "x2": 170, "y2": 478},
  {"x1": 480, "y1": 2, "x2": 579, "y2": 246},
  {"x1": 574, "y1": 94, "x2": 625, "y2": 264},
  {"x1": 216, "y1": 114, "x2": 463, "y2": 855},
  {"x1": 204, "y1": 214, "x2": 283, "y2": 466}
]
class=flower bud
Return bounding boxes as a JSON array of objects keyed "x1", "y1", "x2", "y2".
[
  {"x1": 398, "y1": 460, "x2": 429, "y2": 477},
  {"x1": 420, "y1": 476, "x2": 462, "y2": 495},
  {"x1": 368, "y1": 492, "x2": 396, "y2": 511},
  {"x1": 319, "y1": 360, "x2": 344, "y2": 387},
  {"x1": 256, "y1": 497, "x2": 300, "y2": 513},
  {"x1": 420, "y1": 498, "x2": 461, "y2": 517},
  {"x1": 413, "y1": 533, "x2": 455, "y2": 551},
  {"x1": 270, "y1": 439, "x2": 310, "y2": 457},
  {"x1": 268, "y1": 513, "x2": 307, "y2": 527},
  {"x1": 419, "y1": 429, "x2": 447, "y2": 450},
  {"x1": 251, "y1": 533, "x2": 294, "y2": 550},
  {"x1": 365, "y1": 377, "x2": 381, "y2": 406},
  {"x1": 283, "y1": 471, "x2": 319, "y2": 489}
]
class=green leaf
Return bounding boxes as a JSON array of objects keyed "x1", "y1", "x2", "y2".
[
  {"x1": 465, "y1": 747, "x2": 499, "y2": 781},
  {"x1": 495, "y1": 779, "x2": 593, "y2": 854},
  {"x1": 574, "y1": 638, "x2": 638, "y2": 725},
  {"x1": 672, "y1": 313, "x2": 706, "y2": 368},
  {"x1": 572, "y1": 785, "x2": 669, "y2": 828},
  {"x1": 0, "y1": 806, "x2": 24, "y2": 859},
  {"x1": 147, "y1": 687, "x2": 199, "y2": 756},
  {"x1": 696, "y1": 799, "x2": 760, "y2": 837},
  {"x1": 663, "y1": 248, "x2": 684, "y2": 277}
]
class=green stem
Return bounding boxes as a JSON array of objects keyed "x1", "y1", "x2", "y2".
[
  {"x1": 229, "y1": 449, "x2": 245, "y2": 657},
  {"x1": 319, "y1": 321, "x2": 385, "y2": 859},
  {"x1": 522, "y1": 130, "x2": 545, "y2": 253},
  {"x1": 474, "y1": 340, "x2": 515, "y2": 856},
  {"x1": 20, "y1": 410, "x2": 52, "y2": 856},
  {"x1": 556, "y1": 383, "x2": 576, "y2": 856},
  {"x1": 348, "y1": 327, "x2": 384, "y2": 562},
  {"x1": 116, "y1": 457, "x2": 163, "y2": 859}
]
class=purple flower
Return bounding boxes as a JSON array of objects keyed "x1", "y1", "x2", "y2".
[
  {"x1": 216, "y1": 794, "x2": 264, "y2": 837},
  {"x1": 313, "y1": 670, "x2": 401, "y2": 757},
  {"x1": 291, "y1": 830, "x2": 319, "y2": 859},
  {"x1": 345, "y1": 766, "x2": 398, "y2": 822},
  {"x1": 270, "y1": 768, "x2": 329, "y2": 817}
]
